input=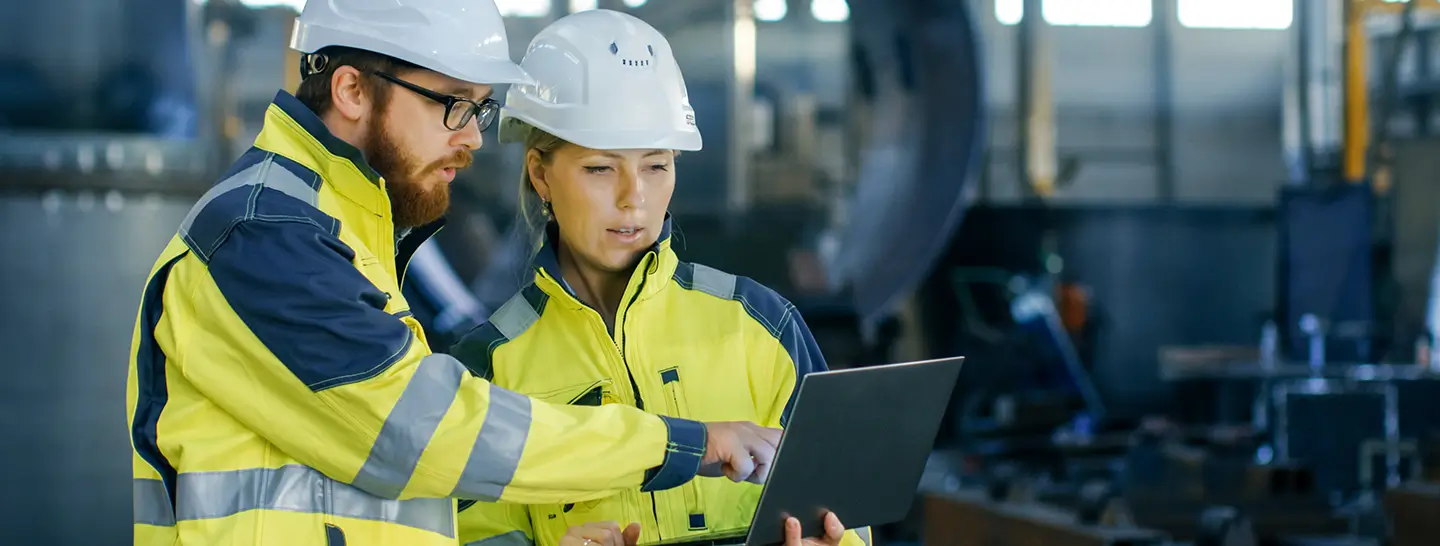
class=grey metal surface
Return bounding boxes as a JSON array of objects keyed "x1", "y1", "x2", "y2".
[
  {"x1": 0, "y1": 133, "x2": 212, "y2": 195},
  {"x1": 1162, "y1": 362, "x2": 1440, "y2": 382},
  {"x1": 1390, "y1": 139, "x2": 1440, "y2": 351},
  {"x1": 828, "y1": 0, "x2": 986, "y2": 322},
  {"x1": 950, "y1": 206, "x2": 1279, "y2": 419},
  {"x1": 1049, "y1": 207, "x2": 1277, "y2": 418},
  {"x1": 0, "y1": 189, "x2": 193, "y2": 544}
]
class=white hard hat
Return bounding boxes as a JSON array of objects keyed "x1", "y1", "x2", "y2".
[
  {"x1": 291, "y1": 0, "x2": 532, "y2": 86},
  {"x1": 498, "y1": 9, "x2": 701, "y2": 151}
]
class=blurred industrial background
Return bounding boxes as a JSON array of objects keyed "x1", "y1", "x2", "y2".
[{"x1": 9, "y1": 0, "x2": 1440, "y2": 544}]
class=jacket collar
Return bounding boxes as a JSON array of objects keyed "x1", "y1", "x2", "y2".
[
  {"x1": 533, "y1": 214, "x2": 678, "y2": 307},
  {"x1": 253, "y1": 90, "x2": 390, "y2": 218},
  {"x1": 252, "y1": 90, "x2": 445, "y2": 278}
]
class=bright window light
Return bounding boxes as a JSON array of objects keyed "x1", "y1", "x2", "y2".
[
  {"x1": 995, "y1": 0, "x2": 1152, "y2": 27},
  {"x1": 570, "y1": 0, "x2": 598, "y2": 12},
  {"x1": 811, "y1": 0, "x2": 849, "y2": 22},
  {"x1": 623, "y1": 0, "x2": 647, "y2": 7},
  {"x1": 232, "y1": 0, "x2": 306, "y2": 11},
  {"x1": 495, "y1": 0, "x2": 551, "y2": 18},
  {"x1": 1178, "y1": 0, "x2": 1292, "y2": 29},
  {"x1": 755, "y1": 0, "x2": 787, "y2": 22},
  {"x1": 996, "y1": 0, "x2": 1023, "y2": 25}
]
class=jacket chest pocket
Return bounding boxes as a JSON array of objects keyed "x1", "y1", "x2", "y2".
[
  {"x1": 658, "y1": 367, "x2": 707, "y2": 531},
  {"x1": 356, "y1": 256, "x2": 405, "y2": 315},
  {"x1": 526, "y1": 377, "x2": 639, "y2": 543}
]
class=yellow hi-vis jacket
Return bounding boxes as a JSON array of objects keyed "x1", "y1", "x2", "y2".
[
  {"x1": 125, "y1": 91, "x2": 708, "y2": 546},
  {"x1": 448, "y1": 220, "x2": 872, "y2": 546}
]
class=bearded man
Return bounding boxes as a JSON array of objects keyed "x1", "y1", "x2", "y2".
[{"x1": 123, "y1": 2, "x2": 782, "y2": 545}]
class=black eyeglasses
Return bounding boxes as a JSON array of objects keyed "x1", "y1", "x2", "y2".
[{"x1": 370, "y1": 71, "x2": 500, "y2": 132}]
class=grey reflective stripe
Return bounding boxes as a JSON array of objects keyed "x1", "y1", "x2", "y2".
[
  {"x1": 452, "y1": 385, "x2": 533, "y2": 501},
  {"x1": 179, "y1": 153, "x2": 320, "y2": 260},
  {"x1": 464, "y1": 530, "x2": 535, "y2": 546},
  {"x1": 133, "y1": 478, "x2": 176, "y2": 526},
  {"x1": 690, "y1": 263, "x2": 737, "y2": 300},
  {"x1": 173, "y1": 465, "x2": 455, "y2": 537},
  {"x1": 856, "y1": 527, "x2": 872, "y2": 546},
  {"x1": 352, "y1": 353, "x2": 464, "y2": 499},
  {"x1": 490, "y1": 290, "x2": 541, "y2": 340}
]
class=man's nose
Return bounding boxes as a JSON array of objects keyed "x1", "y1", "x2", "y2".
[{"x1": 455, "y1": 120, "x2": 483, "y2": 151}]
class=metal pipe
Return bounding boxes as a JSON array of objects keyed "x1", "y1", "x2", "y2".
[
  {"x1": 1343, "y1": 0, "x2": 1371, "y2": 182},
  {"x1": 1296, "y1": 0, "x2": 1315, "y2": 181},
  {"x1": 1017, "y1": 0, "x2": 1054, "y2": 201},
  {"x1": 1016, "y1": 0, "x2": 1033, "y2": 200},
  {"x1": 1152, "y1": 0, "x2": 1175, "y2": 202},
  {"x1": 1366, "y1": 0, "x2": 1420, "y2": 183},
  {"x1": 725, "y1": 0, "x2": 756, "y2": 216}
]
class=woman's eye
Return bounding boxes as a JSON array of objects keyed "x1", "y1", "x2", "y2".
[
  {"x1": 583, "y1": 166, "x2": 612, "y2": 174},
  {"x1": 649, "y1": 164, "x2": 670, "y2": 172}
]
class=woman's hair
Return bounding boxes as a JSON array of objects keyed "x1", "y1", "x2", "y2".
[{"x1": 512, "y1": 120, "x2": 570, "y2": 263}]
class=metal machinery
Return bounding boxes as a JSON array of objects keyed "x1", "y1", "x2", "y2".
[
  {"x1": 917, "y1": 1, "x2": 1440, "y2": 546},
  {"x1": 0, "y1": 0, "x2": 986, "y2": 543}
]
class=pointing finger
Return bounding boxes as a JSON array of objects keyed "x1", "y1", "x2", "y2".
[
  {"x1": 727, "y1": 452, "x2": 756, "y2": 483},
  {"x1": 758, "y1": 426, "x2": 783, "y2": 447}
]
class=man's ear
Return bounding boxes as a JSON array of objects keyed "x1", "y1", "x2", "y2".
[
  {"x1": 330, "y1": 66, "x2": 368, "y2": 122},
  {"x1": 526, "y1": 148, "x2": 551, "y2": 200}
]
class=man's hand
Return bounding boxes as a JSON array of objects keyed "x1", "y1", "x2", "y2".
[
  {"x1": 559, "y1": 521, "x2": 642, "y2": 546},
  {"x1": 784, "y1": 512, "x2": 846, "y2": 546},
  {"x1": 699, "y1": 422, "x2": 782, "y2": 484}
]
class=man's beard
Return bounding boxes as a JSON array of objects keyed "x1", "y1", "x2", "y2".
[{"x1": 363, "y1": 114, "x2": 472, "y2": 229}]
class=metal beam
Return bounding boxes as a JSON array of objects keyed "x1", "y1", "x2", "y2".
[
  {"x1": 1354, "y1": 0, "x2": 1440, "y2": 14},
  {"x1": 1153, "y1": 0, "x2": 1175, "y2": 202},
  {"x1": 725, "y1": 0, "x2": 757, "y2": 215},
  {"x1": 1017, "y1": 0, "x2": 1056, "y2": 201},
  {"x1": 1344, "y1": 0, "x2": 1372, "y2": 182}
]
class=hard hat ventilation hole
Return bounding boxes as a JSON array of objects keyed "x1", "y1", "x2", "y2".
[
  {"x1": 647, "y1": 45, "x2": 655, "y2": 56},
  {"x1": 609, "y1": 42, "x2": 619, "y2": 55}
]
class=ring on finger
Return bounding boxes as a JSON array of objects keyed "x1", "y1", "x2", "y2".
[{"x1": 582, "y1": 540, "x2": 595, "y2": 546}]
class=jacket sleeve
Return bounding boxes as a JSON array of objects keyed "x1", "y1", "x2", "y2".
[
  {"x1": 180, "y1": 215, "x2": 706, "y2": 502},
  {"x1": 456, "y1": 500, "x2": 536, "y2": 546},
  {"x1": 747, "y1": 295, "x2": 872, "y2": 546},
  {"x1": 751, "y1": 294, "x2": 829, "y2": 429}
]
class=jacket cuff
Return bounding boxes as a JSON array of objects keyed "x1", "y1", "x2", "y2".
[{"x1": 640, "y1": 416, "x2": 707, "y2": 492}]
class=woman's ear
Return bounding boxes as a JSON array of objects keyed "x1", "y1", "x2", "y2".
[{"x1": 526, "y1": 148, "x2": 550, "y2": 201}]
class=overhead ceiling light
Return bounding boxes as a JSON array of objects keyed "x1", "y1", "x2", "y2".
[
  {"x1": 755, "y1": 0, "x2": 787, "y2": 22},
  {"x1": 495, "y1": 0, "x2": 551, "y2": 18},
  {"x1": 811, "y1": 0, "x2": 849, "y2": 22}
]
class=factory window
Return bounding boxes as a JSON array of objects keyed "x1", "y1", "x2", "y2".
[
  {"x1": 1178, "y1": 0, "x2": 1293, "y2": 29},
  {"x1": 495, "y1": 0, "x2": 551, "y2": 18},
  {"x1": 995, "y1": 0, "x2": 1152, "y2": 27},
  {"x1": 756, "y1": 0, "x2": 787, "y2": 22},
  {"x1": 569, "y1": 0, "x2": 598, "y2": 12},
  {"x1": 812, "y1": 0, "x2": 850, "y2": 22},
  {"x1": 230, "y1": 0, "x2": 306, "y2": 11}
]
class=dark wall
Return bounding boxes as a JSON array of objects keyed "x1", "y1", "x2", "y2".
[
  {"x1": 0, "y1": 191, "x2": 194, "y2": 545},
  {"x1": 931, "y1": 205, "x2": 1277, "y2": 419}
]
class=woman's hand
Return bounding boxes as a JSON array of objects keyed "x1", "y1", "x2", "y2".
[
  {"x1": 783, "y1": 512, "x2": 846, "y2": 546},
  {"x1": 558, "y1": 521, "x2": 643, "y2": 546}
]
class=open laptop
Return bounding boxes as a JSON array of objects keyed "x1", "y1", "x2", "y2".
[{"x1": 644, "y1": 356, "x2": 966, "y2": 546}]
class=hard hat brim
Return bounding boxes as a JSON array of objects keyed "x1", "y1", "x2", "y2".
[{"x1": 499, "y1": 111, "x2": 702, "y2": 152}]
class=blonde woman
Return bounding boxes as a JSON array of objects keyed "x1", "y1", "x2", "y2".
[{"x1": 449, "y1": 9, "x2": 870, "y2": 546}]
